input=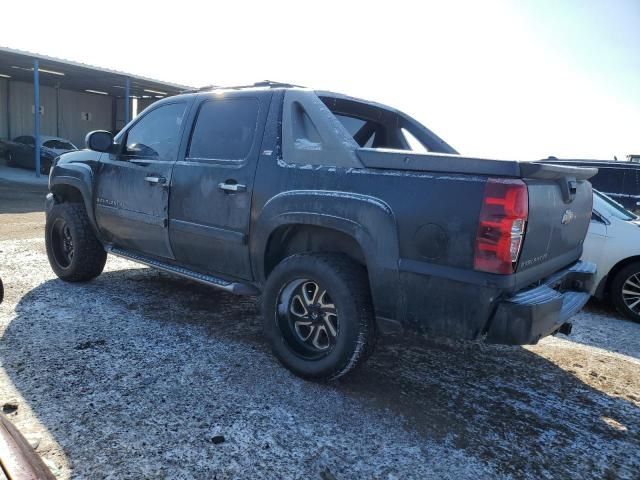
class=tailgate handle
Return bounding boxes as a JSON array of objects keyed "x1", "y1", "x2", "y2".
[{"x1": 559, "y1": 177, "x2": 578, "y2": 203}]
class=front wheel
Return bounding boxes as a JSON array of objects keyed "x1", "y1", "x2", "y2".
[
  {"x1": 45, "y1": 203, "x2": 107, "y2": 282},
  {"x1": 610, "y1": 262, "x2": 640, "y2": 323},
  {"x1": 6, "y1": 152, "x2": 16, "y2": 167},
  {"x1": 262, "y1": 254, "x2": 377, "y2": 380}
]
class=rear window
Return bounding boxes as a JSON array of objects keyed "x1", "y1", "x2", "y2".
[
  {"x1": 14, "y1": 136, "x2": 34, "y2": 145},
  {"x1": 321, "y1": 97, "x2": 429, "y2": 153},
  {"x1": 188, "y1": 98, "x2": 259, "y2": 161}
]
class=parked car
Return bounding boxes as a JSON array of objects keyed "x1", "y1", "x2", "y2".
[
  {"x1": 542, "y1": 158, "x2": 640, "y2": 213},
  {"x1": 3, "y1": 135, "x2": 77, "y2": 174},
  {"x1": 44, "y1": 82, "x2": 596, "y2": 380},
  {"x1": 582, "y1": 190, "x2": 640, "y2": 322}
]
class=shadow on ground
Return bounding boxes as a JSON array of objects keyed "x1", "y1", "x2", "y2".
[
  {"x1": 563, "y1": 298, "x2": 640, "y2": 360},
  {"x1": 2, "y1": 268, "x2": 639, "y2": 479},
  {"x1": 0, "y1": 176, "x2": 47, "y2": 215}
]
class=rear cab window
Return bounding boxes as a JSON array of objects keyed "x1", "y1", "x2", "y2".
[{"x1": 319, "y1": 95, "x2": 431, "y2": 153}]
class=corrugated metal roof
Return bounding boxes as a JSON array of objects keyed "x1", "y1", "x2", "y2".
[{"x1": 0, "y1": 46, "x2": 194, "y2": 97}]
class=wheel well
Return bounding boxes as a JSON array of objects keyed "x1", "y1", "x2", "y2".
[
  {"x1": 51, "y1": 184, "x2": 83, "y2": 204},
  {"x1": 264, "y1": 225, "x2": 366, "y2": 278},
  {"x1": 602, "y1": 255, "x2": 640, "y2": 296}
]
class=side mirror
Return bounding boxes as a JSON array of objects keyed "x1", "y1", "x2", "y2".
[{"x1": 86, "y1": 130, "x2": 115, "y2": 153}]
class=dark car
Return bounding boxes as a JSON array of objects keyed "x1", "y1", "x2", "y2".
[
  {"x1": 3, "y1": 135, "x2": 77, "y2": 174},
  {"x1": 44, "y1": 82, "x2": 596, "y2": 380},
  {"x1": 542, "y1": 158, "x2": 640, "y2": 213}
]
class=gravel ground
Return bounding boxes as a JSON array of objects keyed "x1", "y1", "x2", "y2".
[{"x1": 0, "y1": 180, "x2": 639, "y2": 479}]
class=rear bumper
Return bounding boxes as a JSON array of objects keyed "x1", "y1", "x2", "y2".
[{"x1": 485, "y1": 260, "x2": 596, "y2": 344}]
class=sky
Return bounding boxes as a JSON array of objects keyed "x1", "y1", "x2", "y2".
[{"x1": 1, "y1": 0, "x2": 638, "y2": 160}]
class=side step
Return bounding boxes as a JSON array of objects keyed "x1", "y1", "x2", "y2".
[{"x1": 107, "y1": 246, "x2": 259, "y2": 295}]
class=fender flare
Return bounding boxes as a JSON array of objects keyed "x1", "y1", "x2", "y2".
[
  {"x1": 252, "y1": 190, "x2": 400, "y2": 319},
  {"x1": 48, "y1": 162, "x2": 98, "y2": 231}
]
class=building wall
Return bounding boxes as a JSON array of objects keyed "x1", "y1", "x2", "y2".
[
  {"x1": 58, "y1": 89, "x2": 112, "y2": 147},
  {"x1": 2, "y1": 80, "x2": 112, "y2": 147},
  {"x1": 8, "y1": 80, "x2": 57, "y2": 139}
]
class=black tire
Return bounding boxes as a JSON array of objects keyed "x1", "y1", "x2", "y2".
[
  {"x1": 262, "y1": 253, "x2": 377, "y2": 380},
  {"x1": 45, "y1": 203, "x2": 107, "y2": 282},
  {"x1": 610, "y1": 261, "x2": 640, "y2": 323},
  {"x1": 6, "y1": 152, "x2": 16, "y2": 167}
]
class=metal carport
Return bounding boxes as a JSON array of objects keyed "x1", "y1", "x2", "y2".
[{"x1": 0, "y1": 46, "x2": 192, "y2": 176}]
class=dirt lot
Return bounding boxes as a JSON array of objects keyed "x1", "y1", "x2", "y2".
[{"x1": 0, "y1": 178, "x2": 639, "y2": 479}]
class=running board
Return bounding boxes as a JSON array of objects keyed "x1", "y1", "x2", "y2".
[{"x1": 107, "y1": 246, "x2": 259, "y2": 295}]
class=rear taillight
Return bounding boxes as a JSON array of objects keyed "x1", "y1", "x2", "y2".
[{"x1": 474, "y1": 178, "x2": 529, "y2": 274}]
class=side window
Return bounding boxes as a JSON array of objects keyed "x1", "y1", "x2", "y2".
[
  {"x1": 125, "y1": 103, "x2": 186, "y2": 160},
  {"x1": 623, "y1": 170, "x2": 640, "y2": 196},
  {"x1": 590, "y1": 168, "x2": 623, "y2": 194},
  {"x1": 188, "y1": 98, "x2": 259, "y2": 160}
]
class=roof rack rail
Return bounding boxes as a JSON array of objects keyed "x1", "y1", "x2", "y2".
[{"x1": 180, "y1": 80, "x2": 303, "y2": 94}]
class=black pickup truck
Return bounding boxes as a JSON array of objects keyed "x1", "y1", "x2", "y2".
[{"x1": 45, "y1": 82, "x2": 596, "y2": 380}]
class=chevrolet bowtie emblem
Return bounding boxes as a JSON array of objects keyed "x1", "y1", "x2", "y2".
[{"x1": 561, "y1": 209, "x2": 575, "y2": 225}]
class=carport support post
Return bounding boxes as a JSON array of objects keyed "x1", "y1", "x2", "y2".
[
  {"x1": 124, "y1": 77, "x2": 131, "y2": 125},
  {"x1": 33, "y1": 59, "x2": 41, "y2": 178}
]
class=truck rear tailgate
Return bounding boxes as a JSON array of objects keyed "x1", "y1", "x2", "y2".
[{"x1": 516, "y1": 163, "x2": 595, "y2": 281}]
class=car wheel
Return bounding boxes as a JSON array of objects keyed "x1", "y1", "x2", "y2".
[
  {"x1": 262, "y1": 253, "x2": 377, "y2": 380},
  {"x1": 45, "y1": 203, "x2": 107, "y2": 282},
  {"x1": 610, "y1": 261, "x2": 640, "y2": 323},
  {"x1": 6, "y1": 152, "x2": 16, "y2": 167}
]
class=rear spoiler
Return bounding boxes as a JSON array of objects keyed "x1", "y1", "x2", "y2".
[
  {"x1": 356, "y1": 149, "x2": 598, "y2": 180},
  {"x1": 522, "y1": 162, "x2": 598, "y2": 181}
]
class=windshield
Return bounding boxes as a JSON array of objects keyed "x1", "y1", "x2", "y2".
[{"x1": 594, "y1": 190, "x2": 638, "y2": 221}]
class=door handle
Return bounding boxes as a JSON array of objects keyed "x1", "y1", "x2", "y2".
[
  {"x1": 145, "y1": 176, "x2": 167, "y2": 186},
  {"x1": 218, "y1": 182, "x2": 247, "y2": 193}
]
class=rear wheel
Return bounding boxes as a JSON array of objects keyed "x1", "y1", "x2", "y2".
[
  {"x1": 45, "y1": 203, "x2": 107, "y2": 282},
  {"x1": 610, "y1": 261, "x2": 640, "y2": 323},
  {"x1": 262, "y1": 253, "x2": 377, "y2": 380}
]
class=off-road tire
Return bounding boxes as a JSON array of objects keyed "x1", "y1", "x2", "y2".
[
  {"x1": 45, "y1": 202, "x2": 107, "y2": 282},
  {"x1": 610, "y1": 261, "x2": 640, "y2": 323},
  {"x1": 262, "y1": 253, "x2": 377, "y2": 380}
]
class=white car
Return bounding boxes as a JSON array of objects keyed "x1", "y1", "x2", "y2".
[{"x1": 582, "y1": 190, "x2": 640, "y2": 322}]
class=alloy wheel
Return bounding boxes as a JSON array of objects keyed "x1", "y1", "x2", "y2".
[
  {"x1": 277, "y1": 279, "x2": 339, "y2": 358},
  {"x1": 622, "y1": 272, "x2": 640, "y2": 313}
]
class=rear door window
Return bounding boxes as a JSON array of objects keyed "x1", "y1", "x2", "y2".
[{"x1": 188, "y1": 98, "x2": 260, "y2": 161}]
